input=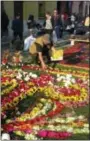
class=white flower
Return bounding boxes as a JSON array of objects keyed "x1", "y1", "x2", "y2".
[
  {"x1": 54, "y1": 118, "x2": 61, "y2": 122},
  {"x1": 18, "y1": 69, "x2": 22, "y2": 72},
  {"x1": 16, "y1": 73, "x2": 22, "y2": 80},
  {"x1": 81, "y1": 128, "x2": 88, "y2": 133},
  {"x1": 25, "y1": 134, "x2": 37, "y2": 140},
  {"x1": 29, "y1": 72, "x2": 32, "y2": 76},
  {"x1": 23, "y1": 72, "x2": 28, "y2": 75},
  {"x1": 32, "y1": 74, "x2": 37, "y2": 78},
  {"x1": 71, "y1": 78, "x2": 76, "y2": 83},
  {"x1": 41, "y1": 110, "x2": 46, "y2": 115},
  {"x1": 57, "y1": 74, "x2": 60, "y2": 78},
  {"x1": 33, "y1": 126, "x2": 40, "y2": 130},
  {"x1": 66, "y1": 74, "x2": 72, "y2": 78},
  {"x1": 6, "y1": 66, "x2": 9, "y2": 69},
  {"x1": 67, "y1": 127, "x2": 73, "y2": 132},
  {"x1": 56, "y1": 78, "x2": 61, "y2": 82},
  {"x1": 84, "y1": 124, "x2": 89, "y2": 128},
  {"x1": 60, "y1": 119, "x2": 65, "y2": 123},
  {"x1": 24, "y1": 76, "x2": 30, "y2": 81},
  {"x1": 66, "y1": 117, "x2": 76, "y2": 122},
  {"x1": 47, "y1": 125, "x2": 54, "y2": 129},
  {"x1": 74, "y1": 129, "x2": 80, "y2": 134},
  {"x1": 64, "y1": 82, "x2": 70, "y2": 87},
  {"x1": 56, "y1": 126, "x2": 62, "y2": 131},
  {"x1": 60, "y1": 76, "x2": 66, "y2": 80},
  {"x1": 62, "y1": 125, "x2": 67, "y2": 130},
  {"x1": 83, "y1": 128, "x2": 89, "y2": 133},
  {"x1": 78, "y1": 115, "x2": 84, "y2": 120}
]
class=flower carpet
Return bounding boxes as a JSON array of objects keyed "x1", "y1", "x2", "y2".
[
  {"x1": 1, "y1": 61, "x2": 89, "y2": 140},
  {"x1": 60, "y1": 43, "x2": 89, "y2": 69}
]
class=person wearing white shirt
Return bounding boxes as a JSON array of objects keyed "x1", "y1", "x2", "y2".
[
  {"x1": 44, "y1": 12, "x2": 53, "y2": 35},
  {"x1": 24, "y1": 29, "x2": 36, "y2": 51}
]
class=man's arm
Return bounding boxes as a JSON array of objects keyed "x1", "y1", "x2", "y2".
[
  {"x1": 38, "y1": 52, "x2": 47, "y2": 69},
  {"x1": 35, "y1": 43, "x2": 47, "y2": 69}
]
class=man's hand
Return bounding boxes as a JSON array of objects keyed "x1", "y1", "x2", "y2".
[
  {"x1": 51, "y1": 46, "x2": 56, "y2": 52},
  {"x1": 41, "y1": 62, "x2": 47, "y2": 70}
]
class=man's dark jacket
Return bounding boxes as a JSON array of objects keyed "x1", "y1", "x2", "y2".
[
  {"x1": 51, "y1": 15, "x2": 63, "y2": 29},
  {"x1": 12, "y1": 19, "x2": 22, "y2": 33}
]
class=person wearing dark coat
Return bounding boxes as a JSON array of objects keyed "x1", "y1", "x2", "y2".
[
  {"x1": 51, "y1": 9, "x2": 63, "y2": 40},
  {"x1": 12, "y1": 14, "x2": 23, "y2": 43},
  {"x1": 27, "y1": 14, "x2": 36, "y2": 29}
]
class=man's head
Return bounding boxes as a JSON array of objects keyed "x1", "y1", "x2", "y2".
[
  {"x1": 43, "y1": 34, "x2": 51, "y2": 45},
  {"x1": 53, "y1": 9, "x2": 58, "y2": 17},
  {"x1": 16, "y1": 14, "x2": 20, "y2": 19}
]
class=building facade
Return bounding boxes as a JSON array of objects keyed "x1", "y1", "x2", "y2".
[
  {"x1": 2, "y1": 1, "x2": 57, "y2": 20},
  {"x1": 2, "y1": 1, "x2": 90, "y2": 21}
]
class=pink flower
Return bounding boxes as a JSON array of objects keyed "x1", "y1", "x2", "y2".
[
  {"x1": 38, "y1": 130, "x2": 47, "y2": 137},
  {"x1": 25, "y1": 129, "x2": 32, "y2": 134},
  {"x1": 38, "y1": 130, "x2": 72, "y2": 139},
  {"x1": 47, "y1": 131, "x2": 57, "y2": 138}
]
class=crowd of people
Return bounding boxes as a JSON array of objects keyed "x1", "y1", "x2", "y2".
[
  {"x1": 1, "y1": 9, "x2": 90, "y2": 41},
  {"x1": 1, "y1": 9, "x2": 90, "y2": 69}
]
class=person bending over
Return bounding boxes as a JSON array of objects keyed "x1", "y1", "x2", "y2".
[{"x1": 29, "y1": 34, "x2": 55, "y2": 69}]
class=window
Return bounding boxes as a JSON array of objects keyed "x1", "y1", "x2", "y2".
[{"x1": 38, "y1": 2, "x2": 45, "y2": 18}]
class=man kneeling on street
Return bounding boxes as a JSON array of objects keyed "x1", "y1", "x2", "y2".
[{"x1": 29, "y1": 34, "x2": 55, "y2": 69}]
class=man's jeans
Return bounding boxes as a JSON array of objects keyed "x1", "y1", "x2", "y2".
[{"x1": 55, "y1": 26, "x2": 62, "y2": 39}]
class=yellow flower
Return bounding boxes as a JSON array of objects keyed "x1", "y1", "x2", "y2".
[
  {"x1": 38, "y1": 87, "x2": 44, "y2": 92},
  {"x1": 51, "y1": 94, "x2": 59, "y2": 99},
  {"x1": 27, "y1": 82, "x2": 34, "y2": 86},
  {"x1": 82, "y1": 93, "x2": 87, "y2": 98},
  {"x1": 40, "y1": 98, "x2": 46, "y2": 102},
  {"x1": 81, "y1": 88, "x2": 86, "y2": 93},
  {"x1": 36, "y1": 103, "x2": 43, "y2": 108},
  {"x1": 78, "y1": 97, "x2": 83, "y2": 102},
  {"x1": 14, "y1": 131, "x2": 24, "y2": 136}
]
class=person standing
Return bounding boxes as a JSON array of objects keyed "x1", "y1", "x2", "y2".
[
  {"x1": 12, "y1": 14, "x2": 23, "y2": 43},
  {"x1": 44, "y1": 12, "x2": 53, "y2": 44},
  {"x1": 44, "y1": 12, "x2": 53, "y2": 35},
  {"x1": 27, "y1": 14, "x2": 36, "y2": 29},
  {"x1": 51, "y1": 9, "x2": 63, "y2": 40}
]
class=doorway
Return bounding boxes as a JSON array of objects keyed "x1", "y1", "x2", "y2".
[{"x1": 57, "y1": 1, "x2": 72, "y2": 14}]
